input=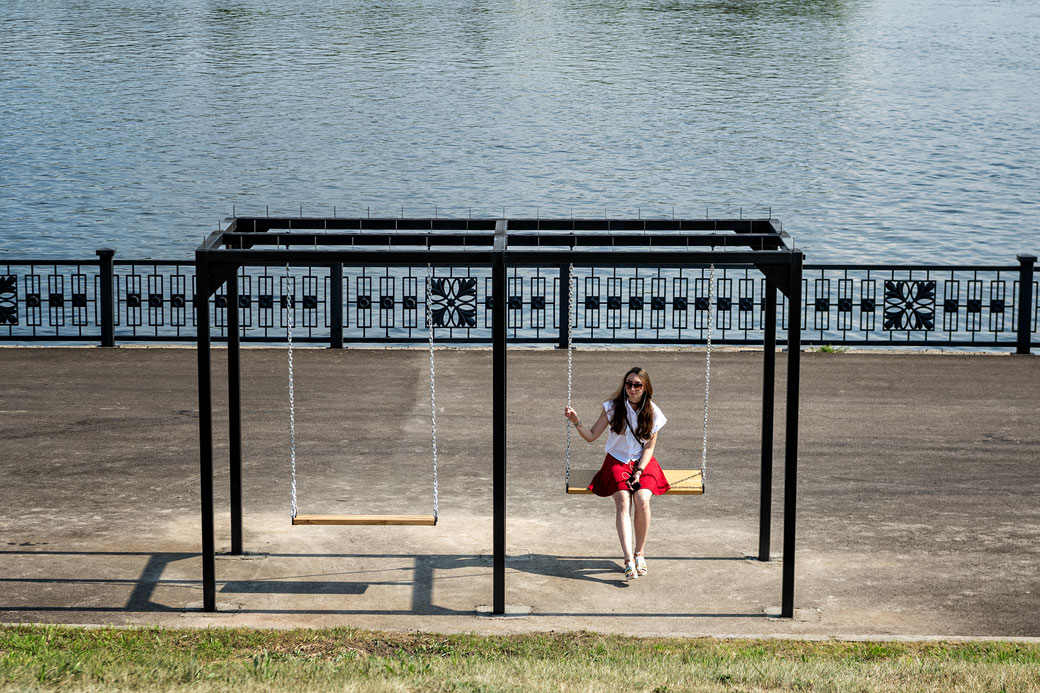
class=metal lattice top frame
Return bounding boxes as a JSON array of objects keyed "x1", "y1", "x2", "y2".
[
  {"x1": 197, "y1": 217, "x2": 801, "y2": 279},
  {"x1": 197, "y1": 217, "x2": 806, "y2": 309}
]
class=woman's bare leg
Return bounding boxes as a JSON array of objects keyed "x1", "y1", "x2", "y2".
[
  {"x1": 612, "y1": 490, "x2": 634, "y2": 562},
  {"x1": 633, "y1": 488, "x2": 653, "y2": 557}
]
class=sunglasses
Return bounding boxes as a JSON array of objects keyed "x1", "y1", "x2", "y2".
[{"x1": 624, "y1": 381, "x2": 645, "y2": 389}]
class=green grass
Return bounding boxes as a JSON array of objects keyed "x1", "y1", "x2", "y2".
[
  {"x1": 2, "y1": 625, "x2": 1039, "y2": 691},
  {"x1": 815, "y1": 344, "x2": 849, "y2": 354}
]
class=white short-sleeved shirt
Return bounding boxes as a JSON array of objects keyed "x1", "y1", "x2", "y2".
[{"x1": 602, "y1": 399, "x2": 667, "y2": 463}]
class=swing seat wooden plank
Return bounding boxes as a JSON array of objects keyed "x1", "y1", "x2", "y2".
[
  {"x1": 292, "y1": 514, "x2": 438, "y2": 526},
  {"x1": 566, "y1": 469, "x2": 704, "y2": 495}
]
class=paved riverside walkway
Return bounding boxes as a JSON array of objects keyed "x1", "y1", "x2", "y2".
[{"x1": 1, "y1": 346, "x2": 1038, "y2": 639}]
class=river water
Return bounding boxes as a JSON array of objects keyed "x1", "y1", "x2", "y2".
[{"x1": 1, "y1": 0, "x2": 1038, "y2": 263}]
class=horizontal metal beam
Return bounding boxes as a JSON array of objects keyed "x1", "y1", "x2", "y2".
[
  {"x1": 196, "y1": 248, "x2": 798, "y2": 267},
  {"x1": 218, "y1": 231, "x2": 788, "y2": 251},
  {"x1": 197, "y1": 248, "x2": 496, "y2": 266},
  {"x1": 230, "y1": 216, "x2": 778, "y2": 234},
  {"x1": 506, "y1": 249, "x2": 797, "y2": 267},
  {"x1": 507, "y1": 218, "x2": 774, "y2": 233},
  {"x1": 232, "y1": 217, "x2": 499, "y2": 233},
  {"x1": 199, "y1": 229, "x2": 225, "y2": 251}
]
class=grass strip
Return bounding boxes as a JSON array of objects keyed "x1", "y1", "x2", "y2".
[{"x1": 1, "y1": 625, "x2": 1039, "y2": 692}]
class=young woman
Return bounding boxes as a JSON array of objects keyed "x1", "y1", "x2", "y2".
[{"x1": 564, "y1": 366, "x2": 670, "y2": 580}]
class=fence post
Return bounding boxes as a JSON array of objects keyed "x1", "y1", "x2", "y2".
[
  {"x1": 96, "y1": 248, "x2": 116, "y2": 347},
  {"x1": 492, "y1": 220, "x2": 508, "y2": 615},
  {"x1": 1017, "y1": 254, "x2": 1036, "y2": 355},
  {"x1": 330, "y1": 263, "x2": 344, "y2": 348}
]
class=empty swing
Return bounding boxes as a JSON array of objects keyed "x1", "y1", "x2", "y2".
[
  {"x1": 285, "y1": 263, "x2": 439, "y2": 526},
  {"x1": 564, "y1": 264, "x2": 713, "y2": 495}
]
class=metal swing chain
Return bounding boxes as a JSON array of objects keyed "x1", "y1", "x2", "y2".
[
  {"x1": 426, "y1": 264, "x2": 439, "y2": 522},
  {"x1": 565, "y1": 263, "x2": 575, "y2": 487},
  {"x1": 701, "y1": 262, "x2": 714, "y2": 485},
  {"x1": 286, "y1": 263, "x2": 438, "y2": 522},
  {"x1": 666, "y1": 262, "x2": 715, "y2": 491},
  {"x1": 285, "y1": 264, "x2": 298, "y2": 519},
  {"x1": 561, "y1": 262, "x2": 712, "y2": 491}
]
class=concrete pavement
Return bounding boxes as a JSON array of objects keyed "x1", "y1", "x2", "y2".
[{"x1": 1, "y1": 346, "x2": 1038, "y2": 638}]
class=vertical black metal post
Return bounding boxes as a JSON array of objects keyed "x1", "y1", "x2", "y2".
[
  {"x1": 227, "y1": 266, "x2": 243, "y2": 555},
  {"x1": 781, "y1": 251, "x2": 803, "y2": 618},
  {"x1": 1017, "y1": 254, "x2": 1036, "y2": 355},
  {"x1": 492, "y1": 220, "x2": 508, "y2": 615},
  {"x1": 96, "y1": 248, "x2": 116, "y2": 347},
  {"x1": 330, "y1": 263, "x2": 344, "y2": 349},
  {"x1": 759, "y1": 279, "x2": 777, "y2": 561},
  {"x1": 557, "y1": 263, "x2": 572, "y2": 349},
  {"x1": 195, "y1": 255, "x2": 217, "y2": 612}
]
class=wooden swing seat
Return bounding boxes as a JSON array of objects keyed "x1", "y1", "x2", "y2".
[
  {"x1": 566, "y1": 469, "x2": 704, "y2": 495},
  {"x1": 292, "y1": 514, "x2": 438, "y2": 526}
]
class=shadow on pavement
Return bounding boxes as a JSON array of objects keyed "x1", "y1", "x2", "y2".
[{"x1": 0, "y1": 549, "x2": 764, "y2": 619}]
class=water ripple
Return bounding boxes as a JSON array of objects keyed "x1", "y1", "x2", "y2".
[{"x1": 0, "y1": 0, "x2": 1037, "y2": 262}]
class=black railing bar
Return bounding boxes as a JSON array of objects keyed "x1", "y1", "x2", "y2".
[
  {"x1": 238, "y1": 336, "x2": 764, "y2": 346},
  {"x1": 0, "y1": 260, "x2": 102, "y2": 266},
  {"x1": 566, "y1": 337, "x2": 772, "y2": 345},
  {"x1": 518, "y1": 337, "x2": 1018, "y2": 346},
  {"x1": 6, "y1": 260, "x2": 1025, "y2": 273},
  {"x1": 113, "y1": 260, "x2": 196, "y2": 267},
  {"x1": 304, "y1": 340, "x2": 1028, "y2": 348},
  {"x1": 0, "y1": 333, "x2": 1029, "y2": 346},
  {"x1": 796, "y1": 339, "x2": 1020, "y2": 347},
  {"x1": 0, "y1": 335, "x2": 104, "y2": 342},
  {"x1": 804, "y1": 264, "x2": 1021, "y2": 272}
]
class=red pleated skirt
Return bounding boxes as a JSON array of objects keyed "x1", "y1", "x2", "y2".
[{"x1": 588, "y1": 454, "x2": 671, "y2": 497}]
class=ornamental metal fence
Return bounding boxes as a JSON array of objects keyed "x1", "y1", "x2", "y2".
[{"x1": 1, "y1": 251, "x2": 1036, "y2": 352}]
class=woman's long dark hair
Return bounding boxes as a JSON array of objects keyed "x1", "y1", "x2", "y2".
[{"x1": 609, "y1": 367, "x2": 654, "y2": 442}]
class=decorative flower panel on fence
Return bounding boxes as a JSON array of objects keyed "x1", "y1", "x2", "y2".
[
  {"x1": 791, "y1": 266, "x2": 1036, "y2": 346},
  {"x1": 1, "y1": 260, "x2": 1037, "y2": 349}
]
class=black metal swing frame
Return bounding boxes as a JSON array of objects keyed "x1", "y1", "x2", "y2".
[{"x1": 195, "y1": 215, "x2": 804, "y2": 617}]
